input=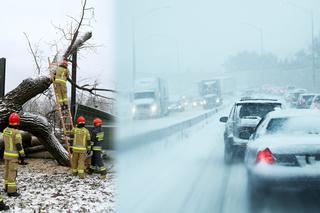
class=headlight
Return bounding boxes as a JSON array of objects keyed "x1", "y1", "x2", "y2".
[
  {"x1": 132, "y1": 105, "x2": 137, "y2": 113},
  {"x1": 193, "y1": 101, "x2": 197, "y2": 106},
  {"x1": 150, "y1": 104, "x2": 157, "y2": 112},
  {"x1": 203, "y1": 100, "x2": 207, "y2": 105},
  {"x1": 216, "y1": 99, "x2": 220, "y2": 103}
]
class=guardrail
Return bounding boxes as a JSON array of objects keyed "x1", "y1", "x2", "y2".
[{"x1": 117, "y1": 108, "x2": 219, "y2": 151}]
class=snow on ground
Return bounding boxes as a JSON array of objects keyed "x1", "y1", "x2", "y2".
[
  {"x1": 118, "y1": 97, "x2": 320, "y2": 213},
  {"x1": 0, "y1": 158, "x2": 115, "y2": 213}
]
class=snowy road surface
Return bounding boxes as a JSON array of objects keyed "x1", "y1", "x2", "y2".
[
  {"x1": 118, "y1": 104, "x2": 320, "y2": 213},
  {"x1": 0, "y1": 159, "x2": 115, "y2": 213}
]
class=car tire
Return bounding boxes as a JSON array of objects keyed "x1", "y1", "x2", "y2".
[{"x1": 224, "y1": 143, "x2": 234, "y2": 164}]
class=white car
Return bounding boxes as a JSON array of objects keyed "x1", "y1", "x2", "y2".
[
  {"x1": 310, "y1": 94, "x2": 320, "y2": 109},
  {"x1": 245, "y1": 109, "x2": 320, "y2": 201}
]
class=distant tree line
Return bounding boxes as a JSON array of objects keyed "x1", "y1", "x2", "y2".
[{"x1": 224, "y1": 37, "x2": 320, "y2": 72}]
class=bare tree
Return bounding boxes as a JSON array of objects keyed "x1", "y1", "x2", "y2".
[{"x1": 0, "y1": 0, "x2": 115, "y2": 166}]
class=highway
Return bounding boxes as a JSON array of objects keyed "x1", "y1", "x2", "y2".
[{"x1": 118, "y1": 101, "x2": 320, "y2": 213}]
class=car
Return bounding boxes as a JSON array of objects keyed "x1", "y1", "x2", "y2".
[
  {"x1": 168, "y1": 101, "x2": 185, "y2": 113},
  {"x1": 310, "y1": 94, "x2": 320, "y2": 109},
  {"x1": 245, "y1": 109, "x2": 320, "y2": 204},
  {"x1": 296, "y1": 93, "x2": 317, "y2": 109},
  {"x1": 285, "y1": 88, "x2": 307, "y2": 107},
  {"x1": 219, "y1": 98, "x2": 283, "y2": 164}
]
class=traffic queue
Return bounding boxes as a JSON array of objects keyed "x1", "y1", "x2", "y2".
[{"x1": 219, "y1": 87, "x2": 320, "y2": 207}]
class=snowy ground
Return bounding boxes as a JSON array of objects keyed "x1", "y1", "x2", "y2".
[
  {"x1": 0, "y1": 158, "x2": 115, "y2": 213},
  {"x1": 118, "y1": 99, "x2": 320, "y2": 213}
]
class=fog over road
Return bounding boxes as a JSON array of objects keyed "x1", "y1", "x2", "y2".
[{"x1": 118, "y1": 101, "x2": 320, "y2": 213}]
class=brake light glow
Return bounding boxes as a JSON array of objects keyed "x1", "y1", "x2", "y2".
[{"x1": 256, "y1": 148, "x2": 275, "y2": 164}]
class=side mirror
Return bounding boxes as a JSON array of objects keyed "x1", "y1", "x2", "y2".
[{"x1": 219, "y1": 116, "x2": 228, "y2": 123}]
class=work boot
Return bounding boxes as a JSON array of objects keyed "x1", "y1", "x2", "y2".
[
  {"x1": 86, "y1": 168, "x2": 94, "y2": 175},
  {"x1": 100, "y1": 175, "x2": 106, "y2": 180},
  {"x1": 19, "y1": 159, "x2": 28, "y2": 165},
  {"x1": 79, "y1": 172, "x2": 85, "y2": 179},
  {"x1": 7, "y1": 192, "x2": 20, "y2": 197},
  {"x1": 0, "y1": 200, "x2": 9, "y2": 211}
]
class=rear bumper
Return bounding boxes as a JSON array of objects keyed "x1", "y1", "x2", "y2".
[
  {"x1": 230, "y1": 137, "x2": 248, "y2": 154},
  {"x1": 249, "y1": 165, "x2": 320, "y2": 190}
]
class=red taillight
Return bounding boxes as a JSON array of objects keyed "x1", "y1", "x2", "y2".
[{"x1": 256, "y1": 148, "x2": 276, "y2": 164}]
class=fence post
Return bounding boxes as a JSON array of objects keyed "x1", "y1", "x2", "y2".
[{"x1": 0, "y1": 58, "x2": 6, "y2": 98}]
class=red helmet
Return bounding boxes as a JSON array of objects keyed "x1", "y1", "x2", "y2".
[
  {"x1": 77, "y1": 116, "x2": 86, "y2": 124},
  {"x1": 60, "y1": 59, "x2": 68, "y2": 68},
  {"x1": 93, "y1": 118, "x2": 103, "y2": 127},
  {"x1": 9, "y1": 112, "x2": 20, "y2": 126}
]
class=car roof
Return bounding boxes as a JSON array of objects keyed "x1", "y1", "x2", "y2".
[
  {"x1": 299, "y1": 93, "x2": 318, "y2": 96},
  {"x1": 236, "y1": 98, "x2": 282, "y2": 105},
  {"x1": 267, "y1": 109, "x2": 320, "y2": 119}
]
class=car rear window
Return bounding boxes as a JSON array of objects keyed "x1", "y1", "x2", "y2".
[
  {"x1": 266, "y1": 116, "x2": 320, "y2": 135},
  {"x1": 237, "y1": 103, "x2": 281, "y2": 119}
]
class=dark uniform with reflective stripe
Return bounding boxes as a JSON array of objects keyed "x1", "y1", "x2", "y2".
[
  {"x1": 90, "y1": 126, "x2": 107, "y2": 177},
  {"x1": 71, "y1": 127, "x2": 91, "y2": 179},
  {"x1": 3, "y1": 127, "x2": 25, "y2": 193}
]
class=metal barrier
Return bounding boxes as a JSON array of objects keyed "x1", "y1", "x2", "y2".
[{"x1": 118, "y1": 109, "x2": 218, "y2": 151}]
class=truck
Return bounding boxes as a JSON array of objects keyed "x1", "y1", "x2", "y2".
[
  {"x1": 198, "y1": 77, "x2": 234, "y2": 109},
  {"x1": 131, "y1": 77, "x2": 169, "y2": 119},
  {"x1": 198, "y1": 79, "x2": 222, "y2": 109}
]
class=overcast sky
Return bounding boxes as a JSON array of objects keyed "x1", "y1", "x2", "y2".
[
  {"x1": 117, "y1": 0, "x2": 320, "y2": 94},
  {"x1": 0, "y1": 0, "x2": 115, "y2": 94}
]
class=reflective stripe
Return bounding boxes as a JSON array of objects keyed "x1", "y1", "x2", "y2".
[
  {"x1": 97, "y1": 132, "x2": 104, "y2": 141},
  {"x1": 19, "y1": 150, "x2": 25, "y2": 155},
  {"x1": 78, "y1": 169, "x2": 84, "y2": 173},
  {"x1": 92, "y1": 146, "x2": 102, "y2": 151},
  {"x1": 72, "y1": 169, "x2": 78, "y2": 172},
  {"x1": 72, "y1": 146, "x2": 87, "y2": 151},
  {"x1": 7, "y1": 182, "x2": 16, "y2": 186},
  {"x1": 100, "y1": 168, "x2": 106, "y2": 171},
  {"x1": 54, "y1": 79, "x2": 66, "y2": 84},
  {"x1": 4, "y1": 129, "x2": 13, "y2": 151},
  {"x1": 4, "y1": 152, "x2": 19, "y2": 157}
]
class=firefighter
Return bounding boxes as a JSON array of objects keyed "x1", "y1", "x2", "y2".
[
  {"x1": 3, "y1": 112, "x2": 25, "y2": 197},
  {"x1": 0, "y1": 197, "x2": 9, "y2": 211},
  {"x1": 90, "y1": 118, "x2": 107, "y2": 179},
  {"x1": 71, "y1": 116, "x2": 91, "y2": 179},
  {"x1": 53, "y1": 59, "x2": 69, "y2": 111}
]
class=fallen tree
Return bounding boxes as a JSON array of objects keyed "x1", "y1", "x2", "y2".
[
  {"x1": 0, "y1": 76, "x2": 70, "y2": 165},
  {"x1": 0, "y1": 0, "x2": 114, "y2": 166}
]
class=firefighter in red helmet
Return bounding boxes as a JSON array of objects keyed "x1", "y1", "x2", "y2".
[
  {"x1": 89, "y1": 118, "x2": 107, "y2": 179},
  {"x1": 2, "y1": 112, "x2": 25, "y2": 198},
  {"x1": 70, "y1": 116, "x2": 91, "y2": 179}
]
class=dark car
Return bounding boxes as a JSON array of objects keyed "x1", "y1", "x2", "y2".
[{"x1": 219, "y1": 98, "x2": 282, "y2": 164}]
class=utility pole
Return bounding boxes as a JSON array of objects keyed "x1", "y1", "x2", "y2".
[
  {"x1": 311, "y1": 12, "x2": 316, "y2": 91},
  {"x1": 0, "y1": 58, "x2": 6, "y2": 98},
  {"x1": 71, "y1": 51, "x2": 77, "y2": 120}
]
